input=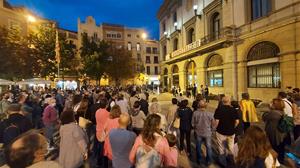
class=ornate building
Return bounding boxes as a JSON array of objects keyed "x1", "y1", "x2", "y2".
[{"x1": 158, "y1": 0, "x2": 300, "y2": 101}]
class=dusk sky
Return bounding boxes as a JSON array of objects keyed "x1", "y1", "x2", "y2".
[{"x1": 8, "y1": 0, "x2": 164, "y2": 40}]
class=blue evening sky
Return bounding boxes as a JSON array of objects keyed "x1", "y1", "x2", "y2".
[{"x1": 8, "y1": 0, "x2": 164, "y2": 40}]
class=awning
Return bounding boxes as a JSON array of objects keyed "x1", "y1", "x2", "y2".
[
  {"x1": 17, "y1": 78, "x2": 52, "y2": 85},
  {"x1": 0, "y1": 79, "x2": 15, "y2": 85}
]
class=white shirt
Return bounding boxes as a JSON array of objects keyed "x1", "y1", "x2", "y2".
[{"x1": 282, "y1": 98, "x2": 293, "y2": 117}]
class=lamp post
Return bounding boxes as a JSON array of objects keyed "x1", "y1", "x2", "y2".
[{"x1": 193, "y1": 5, "x2": 202, "y2": 19}]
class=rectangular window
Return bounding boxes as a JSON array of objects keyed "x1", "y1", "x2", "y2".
[
  {"x1": 136, "y1": 35, "x2": 140, "y2": 38},
  {"x1": 127, "y1": 34, "x2": 131, "y2": 38},
  {"x1": 137, "y1": 43, "x2": 141, "y2": 51},
  {"x1": 146, "y1": 47, "x2": 152, "y2": 54},
  {"x1": 128, "y1": 42, "x2": 132, "y2": 51},
  {"x1": 251, "y1": 0, "x2": 271, "y2": 20},
  {"x1": 173, "y1": 12, "x2": 177, "y2": 23},
  {"x1": 154, "y1": 56, "x2": 159, "y2": 64},
  {"x1": 146, "y1": 56, "x2": 151, "y2": 63},
  {"x1": 248, "y1": 63, "x2": 280, "y2": 88},
  {"x1": 163, "y1": 45, "x2": 167, "y2": 60},
  {"x1": 117, "y1": 33, "x2": 121, "y2": 38},
  {"x1": 207, "y1": 70, "x2": 223, "y2": 87},
  {"x1": 154, "y1": 66, "x2": 158, "y2": 75},
  {"x1": 162, "y1": 21, "x2": 166, "y2": 32},
  {"x1": 106, "y1": 34, "x2": 111, "y2": 38},
  {"x1": 152, "y1": 47, "x2": 158, "y2": 54},
  {"x1": 147, "y1": 66, "x2": 151, "y2": 75}
]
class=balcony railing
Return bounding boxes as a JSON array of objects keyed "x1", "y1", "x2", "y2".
[{"x1": 164, "y1": 26, "x2": 235, "y2": 60}]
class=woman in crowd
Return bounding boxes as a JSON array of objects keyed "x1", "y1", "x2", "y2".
[
  {"x1": 177, "y1": 99, "x2": 193, "y2": 156},
  {"x1": 42, "y1": 98, "x2": 58, "y2": 149},
  {"x1": 129, "y1": 114, "x2": 169, "y2": 167},
  {"x1": 59, "y1": 110, "x2": 88, "y2": 168},
  {"x1": 103, "y1": 105, "x2": 122, "y2": 161},
  {"x1": 262, "y1": 98, "x2": 288, "y2": 163},
  {"x1": 236, "y1": 125, "x2": 280, "y2": 168},
  {"x1": 240, "y1": 93, "x2": 258, "y2": 131},
  {"x1": 130, "y1": 101, "x2": 146, "y2": 135}
]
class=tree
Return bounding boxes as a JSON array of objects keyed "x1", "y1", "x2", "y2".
[
  {"x1": 106, "y1": 46, "x2": 136, "y2": 85},
  {"x1": 0, "y1": 26, "x2": 34, "y2": 80}
]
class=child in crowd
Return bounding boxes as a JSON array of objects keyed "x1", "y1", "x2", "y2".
[{"x1": 165, "y1": 134, "x2": 178, "y2": 167}]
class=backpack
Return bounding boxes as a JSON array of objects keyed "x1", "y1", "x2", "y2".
[
  {"x1": 135, "y1": 142, "x2": 162, "y2": 168},
  {"x1": 278, "y1": 114, "x2": 294, "y2": 133}
]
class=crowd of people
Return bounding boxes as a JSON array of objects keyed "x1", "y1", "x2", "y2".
[{"x1": 0, "y1": 85, "x2": 300, "y2": 168}]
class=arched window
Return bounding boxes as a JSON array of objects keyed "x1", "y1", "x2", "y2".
[
  {"x1": 172, "y1": 65, "x2": 179, "y2": 86},
  {"x1": 173, "y1": 38, "x2": 178, "y2": 51},
  {"x1": 186, "y1": 61, "x2": 197, "y2": 87},
  {"x1": 211, "y1": 13, "x2": 220, "y2": 40},
  {"x1": 207, "y1": 54, "x2": 223, "y2": 87},
  {"x1": 187, "y1": 28, "x2": 195, "y2": 44},
  {"x1": 251, "y1": 0, "x2": 272, "y2": 20},
  {"x1": 247, "y1": 41, "x2": 280, "y2": 88}
]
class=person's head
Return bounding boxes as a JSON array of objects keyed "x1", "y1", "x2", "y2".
[
  {"x1": 278, "y1": 92, "x2": 287, "y2": 99},
  {"x1": 198, "y1": 100, "x2": 207, "y2": 109},
  {"x1": 271, "y1": 98, "x2": 285, "y2": 111},
  {"x1": 166, "y1": 134, "x2": 177, "y2": 148},
  {"x1": 118, "y1": 114, "x2": 130, "y2": 128},
  {"x1": 47, "y1": 98, "x2": 56, "y2": 107},
  {"x1": 200, "y1": 85, "x2": 203, "y2": 88},
  {"x1": 195, "y1": 94, "x2": 203, "y2": 101},
  {"x1": 293, "y1": 88, "x2": 300, "y2": 94},
  {"x1": 72, "y1": 94, "x2": 82, "y2": 105},
  {"x1": 117, "y1": 94, "x2": 124, "y2": 101},
  {"x1": 179, "y1": 99, "x2": 188, "y2": 108},
  {"x1": 222, "y1": 96, "x2": 231, "y2": 106},
  {"x1": 171, "y1": 98, "x2": 177, "y2": 105},
  {"x1": 7, "y1": 104, "x2": 21, "y2": 115},
  {"x1": 241, "y1": 93, "x2": 250, "y2": 100},
  {"x1": 179, "y1": 93, "x2": 182, "y2": 96},
  {"x1": 133, "y1": 101, "x2": 140, "y2": 109},
  {"x1": 236, "y1": 126, "x2": 273, "y2": 167},
  {"x1": 152, "y1": 97, "x2": 158, "y2": 103},
  {"x1": 5, "y1": 130, "x2": 48, "y2": 168},
  {"x1": 99, "y1": 98, "x2": 108, "y2": 109},
  {"x1": 141, "y1": 114, "x2": 161, "y2": 147},
  {"x1": 18, "y1": 94, "x2": 26, "y2": 104},
  {"x1": 60, "y1": 110, "x2": 75, "y2": 125},
  {"x1": 110, "y1": 105, "x2": 121, "y2": 119},
  {"x1": 294, "y1": 94, "x2": 300, "y2": 102}
]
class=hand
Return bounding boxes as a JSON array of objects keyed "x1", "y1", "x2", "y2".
[{"x1": 83, "y1": 152, "x2": 88, "y2": 160}]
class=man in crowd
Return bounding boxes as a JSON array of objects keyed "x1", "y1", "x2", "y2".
[
  {"x1": 278, "y1": 91, "x2": 293, "y2": 117},
  {"x1": 109, "y1": 114, "x2": 136, "y2": 168},
  {"x1": 214, "y1": 96, "x2": 239, "y2": 167}
]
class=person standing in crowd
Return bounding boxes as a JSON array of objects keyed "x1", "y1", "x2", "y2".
[
  {"x1": 192, "y1": 100, "x2": 214, "y2": 165},
  {"x1": 55, "y1": 90, "x2": 64, "y2": 115},
  {"x1": 95, "y1": 98, "x2": 110, "y2": 167},
  {"x1": 116, "y1": 94, "x2": 129, "y2": 114},
  {"x1": 0, "y1": 104, "x2": 32, "y2": 146},
  {"x1": 129, "y1": 91, "x2": 139, "y2": 110},
  {"x1": 177, "y1": 99, "x2": 193, "y2": 157},
  {"x1": 214, "y1": 96, "x2": 239, "y2": 167},
  {"x1": 149, "y1": 97, "x2": 167, "y2": 131},
  {"x1": 129, "y1": 114, "x2": 169, "y2": 167},
  {"x1": 293, "y1": 94, "x2": 300, "y2": 140},
  {"x1": 236, "y1": 126, "x2": 280, "y2": 168},
  {"x1": 216, "y1": 94, "x2": 225, "y2": 109},
  {"x1": 278, "y1": 92, "x2": 293, "y2": 117},
  {"x1": 139, "y1": 95, "x2": 149, "y2": 116},
  {"x1": 42, "y1": 98, "x2": 58, "y2": 149},
  {"x1": 164, "y1": 134, "x2": 178, "y2": 167},
  {"x1": 59, "y1": 110, "x2": 88, "y2": 168},
  {"x1": 31, "y1": 96, "x2": 43, "y2": 129},
  {"x1": 263, "y1": 98, "x2": 288, "y2": 163},
  {"x1": 130, "y1": 101, "x2": 146, "y2": 135},
  {"x1": 109, "y1": 114, "x2": 136, "y2": 168},
  {"x1": 3, "y1": 130, "x2": 62, "y2": 168},
  {"x1": 0, "y1": 92, "x2": 11, "y2": 119},
  {"x1": 204, "y1": 85, "x2": 209, "y2": 103},
  {"x1": 192, "y1": 84, "x2": 197, "y2": 99},
  {"x1": 166, "y1": 98, "x2": 178, "y2": 127},
  {"x1": 74, "y1": 96, "x2": 89, "y2": 122},
  {"x1": 240, "y1": 93, "x2": 258, "y2": 131},
  {"x1": 103, "y1": 105, "x2": 122, "y2": 163}
]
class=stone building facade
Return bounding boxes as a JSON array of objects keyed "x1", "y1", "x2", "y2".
[{"x1": 158, "y1": 0, "x2": 300, "y2": 102}]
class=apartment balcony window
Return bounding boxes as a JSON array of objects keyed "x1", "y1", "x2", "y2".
[
  {"x1": 163, "y1": 45, "x2": 167, "y2": 60},
  {"x1": 154, "y1": 56, "x2": 159, "y2": 64},
  {"x1": 155, "y1": 66, "x2": 158, "y2": 75},
  {"x1": 137, "y1": 43, "x2": 141, "y2": 51},
  {"x1": 146, "y1": 56, "x2": 151, "y2": 63},
  {"x1": 173, "y1": 38, "x2": 178, "y2": 51},
  {"x1": 212, "y1": 12, "x2": 221, "y2": 40},
  {"x1": 251, "y1": 0, "x2": 272, "y2": 20},
  {"x1": 147, "y1": 66, "x2": 151, "y2": 75},
  {"x1": 128, "y1": 42, "x2": 132, "y2": 51},
  {"x1": 127, "y1": 34, "x2": 131, "y2": 38},
  {"x1": 146, "y1": 47, "x2": 152, "y2": 54},
  {"x1": 152, "y1": 47, "x2": 158, "y2": 54},
  {"x1": 187, "y1": 28, "x2": 195, "y2": 44}
]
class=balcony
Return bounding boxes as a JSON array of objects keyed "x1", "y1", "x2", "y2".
[{"x1": 164, "y1": 26, "x2": 236, "y2": 63}]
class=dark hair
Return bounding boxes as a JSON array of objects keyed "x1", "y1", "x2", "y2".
[
  {"x1": 99, "y1": 98, "x2": 108, "y2": 108},
  {"x1": 195, "y1": 94, "x2": 203, "y2": 101},
  {"x1": 241, "y1": 93, "x2": 250, "y2": 100},
  {"x1": 272, "y1": 98, "x2": 285, "y2": 111},
  {"x1": 72, "y1": 94, "x2": 82, "y2": 105},
  {"x1": 141, "y1": 114, "x2": 161, "y2": 147},
  {"x1": 133, "y1": 101, "x2": 140, "y2": 109},
  {"x1": 60, "y1": 110, "x2": 75, "y2": 125},
  {"x1": 166, "y1": 134, "x2": 177, "y2": 147},
  {"x1": 5, "y1": 131, "x2": 46, "y2": 168},
  {"x1": 171, "y1": 98, "x2": 177, "y2": 105},
  {"x1": 179, "y1": 99, "x2": 188, "y2": 108},
  {"x1": 231, "y1": 101, "x2": 240, "y2": 109},
  {"x1": 278, "y1": 92, "x2": 287, "y2": 99}
]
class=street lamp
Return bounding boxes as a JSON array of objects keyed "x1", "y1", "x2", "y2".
[
  {"x1": 193, "y1": 5, "x2": 202, "y2": 19},
  {"x1": 26, "y1": 15, "x2": 37, "y2": 23},
  {"x1": 142, "y1": 32, "x2": 148, "y2": 40}
]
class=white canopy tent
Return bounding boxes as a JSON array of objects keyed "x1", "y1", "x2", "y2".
[
  {"x1": 0, "y1": 79, "x2": 15, "y2": 85},
  {"x1": 17, "y1": 78, "x2": 51, "y2": 85}
]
